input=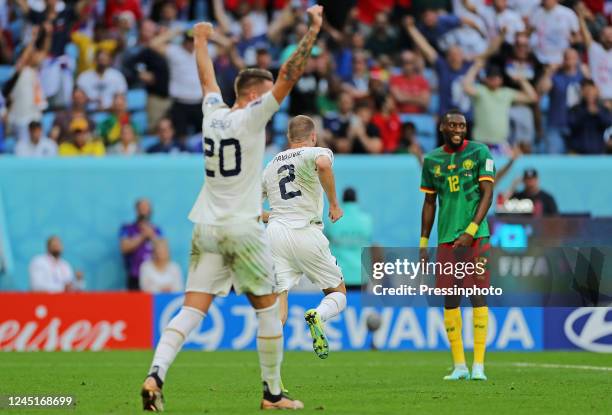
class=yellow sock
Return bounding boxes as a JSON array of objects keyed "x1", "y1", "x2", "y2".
[
  {"x1": 444, "y1": 308, "x2": 465, "y2": 366},
  {"x1": 473, "y1": 306, "x2": 489, "y2": 365}
]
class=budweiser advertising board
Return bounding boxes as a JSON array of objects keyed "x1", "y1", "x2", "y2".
[{"x1": 0, "y1": 293, "x2": 152, "y2": 351}]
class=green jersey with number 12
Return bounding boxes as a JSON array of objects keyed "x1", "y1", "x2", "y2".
[{"x1": 420, "y1": 141, "x2": 496, "y2": 244}]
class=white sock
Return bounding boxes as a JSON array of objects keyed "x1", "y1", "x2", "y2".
[
  {"x1": 149, "y1": 306, "x2": 204, "y2": 382},
  {"x1": 256, "y1": 300, "x2": 283, "y2": 396},
  {"x1": 472, "y1": 362, "x2": 484, "y2": 371},
  {"x1": 456, "y1": 363, "x2": 468, "y2": 370},
  {"x1": 315, "y1": 292, "x2": 347, "y2": 322}
]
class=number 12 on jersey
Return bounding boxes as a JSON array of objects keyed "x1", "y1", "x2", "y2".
[{"x1": 448, "y1": 175, "x2": 460, "y2": 192}]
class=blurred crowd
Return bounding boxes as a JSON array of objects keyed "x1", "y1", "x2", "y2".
[{"x1": 1, "y1": 0, "x2": 612, "y2": 157}]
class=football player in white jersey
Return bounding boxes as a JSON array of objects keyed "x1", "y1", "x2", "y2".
[
  {"x1": 262, "y1": 115, "x2": 347, "y2": 360},
  {"x1": 142, "y1": 7, "x2": 324, "y2": 411}
]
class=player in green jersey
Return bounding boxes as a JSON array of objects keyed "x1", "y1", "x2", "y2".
[{"x1": 419, "y1": 109, "x2": 495, "y2": 381}]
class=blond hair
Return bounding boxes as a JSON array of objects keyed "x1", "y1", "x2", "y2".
[{"x1": 287, "y1": 115, "x2": 315, "y2": 143}]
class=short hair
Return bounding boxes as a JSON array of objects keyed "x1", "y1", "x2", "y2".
[
  {"x1": 287, "y1": 115, "x2": 315, "y2": 143},
  {"x1": 442, "y1": 108, "x2": 465, "y2": 123},
  {"x1": 343, "y1": 187, "x2": 357, "y2": 203},
  {"x1": 581, "y1": 79, "x2": 596, "y2": 88},
  {"x1": 234, "y1": 68, "x2": 274, "y2": 97}
]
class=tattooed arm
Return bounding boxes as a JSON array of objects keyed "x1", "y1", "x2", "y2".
[{"x1": 271, "y1": 5, "x2": 323, "y2": 104}]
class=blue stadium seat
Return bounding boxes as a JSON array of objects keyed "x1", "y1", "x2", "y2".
[
  {"x1": 3, "y1": 137, "x2": 16, "y2": 154},
  {"x1": 127, "y1": 89, "x2": 147, "y2": 112},
  {"x1": 41, "y1": 112, "x2": 56, "y2": 136},
  {"x1": 64, "y1": 43, "x2": 79, "y2": 62},
  {"x1": 400, "y1": 113, "x2": 437, "y2": 153},
  {"x1": 0, "y1": 65, "x2": 14, "y2": 86},
  {"x1": 131, "y1": 111, "x2": 148, "y2": 135},
  {"x1": 91, "y1": 112, "x2": 110, "y2": 126},
  {"x1": 140, "y1": 135, "x2": 159, "y2": 152},
  {"x1": 428, "y1": 94, "x2": 439, "y2": 115}
]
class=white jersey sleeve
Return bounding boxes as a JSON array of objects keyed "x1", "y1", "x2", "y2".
[
  {"x1": 240, "y1": 91, "x2": 280, "y2": 134},
  {"x1": 263, "y1": 147, "x2": 333, "y2": 229},
  {"x1": 202, "y1": 92, "x2": 228, "y2": 119}
]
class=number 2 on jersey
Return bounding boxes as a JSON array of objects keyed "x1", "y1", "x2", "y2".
[
  {"x1": 448, "y1": 175, "x2": 460, "y2": 192},
  {"x1": 278, "y1": 164, "x2": 302, "y2": 200},
  {"x1": 204, "y1": 138, "x2": 242, "y2": 177}
]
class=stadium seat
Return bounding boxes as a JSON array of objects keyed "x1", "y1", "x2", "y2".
[
  {"x1": 91, "y1": 112, "x2": 110, "y2": 126},
  {"x1": 540, "y1": 95, "x2": 550, "y2": 112},
  {"x1": 139, "y1": 135, "x2": 159, "y2": 152},
  {"x1": 64, "y1": 43, "x2": 79, "y2": 62},
  {"x1": 131, "y1": 111, "x2": 148, "y2": 135},
  {"x1": 400, "y1": 113, "x2": 437, "y2": 153},
  {"x1": 3, "y1": 137, "x2": 16, "y2": 154},
  {"x1": 428, "y1": 94, "x2": 439, "y2": 115},
  {"x1": 41, "y1": 112, "x2": 56, "y2": 136},
  {"x1": 127, "y1": 89, "x2": 147, "y2": 112},
  {"x1": 0, "y1": 65, "x2": 14, "y2": 87}
]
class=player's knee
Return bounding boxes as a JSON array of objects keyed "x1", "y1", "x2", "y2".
[
  {"x1": 166, "y1": 306, "x2": 205, "y2": 338},
  {"x1": 444, "y1": 295, "x2": 461, "y2": 309}
]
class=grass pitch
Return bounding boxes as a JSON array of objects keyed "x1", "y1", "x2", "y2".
[{"x1": 0, "y1": 351, "x2": 610, "y2": 414}]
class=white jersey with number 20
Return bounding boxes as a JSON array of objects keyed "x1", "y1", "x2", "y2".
[
  {"x1": 262, "y1": 146, "x2": 334, "y2": 229},
  {"x1": 188, "y1": 91, "x2": 280, "y2": 225}
]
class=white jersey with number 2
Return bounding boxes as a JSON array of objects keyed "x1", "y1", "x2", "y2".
[
  {"x1": 188, "y1": 91, "x2": 280, "y2": 225},
  {"x1": 262, "y1": 146, "x2": 334, "y2": 229}
]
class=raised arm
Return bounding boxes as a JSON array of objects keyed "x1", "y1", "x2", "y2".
[
  {"x1": 272, "y1": 5, "x2": 323, "y2": 104},
  {"x1": 149, "y1": 27, "x2": 183, "y2": 55},
  {"x1": 316, "y1": 155, "x2": 343, "y2": 222},
  {"x1": 576, "y1": 3, "x2": 593, "y2": 49},
  {"x1": 193, "y1": 22, "x2": 221, "y2": 96},
  {"x1": 511, "y1": 75, "x2": 538, "y2": 104},
  {"x1": 404, "y1": 16, "x2": 438, "y2": 65},
  {"x1": 462, "y1": 59, "x2": 484, "y2": 97}
]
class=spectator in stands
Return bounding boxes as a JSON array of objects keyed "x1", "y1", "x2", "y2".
[
  {"x1": 6, "y1": 27, "x2": 47, "y2": 141},
  {"x1": 344, "y1": 102, "x2": 383, "y2": 154},
  {"x1": 150, "y1": 28, "x2": 202, "y2": 139},
  {"x1": 98, "y1": 93, "x2": 134, "y2": 147},
  {"x1": 528, "y1": 0, "x2": 580, "y2": 65},
  {"x1": 389, "y1": 50, "x2": 431, "y2": 114},
  {"x1": 288, "y1": 44, "x2": 324, "y2": 117},
  {"x1": 461, "y1": 0, "x2": 525, "y2": 45},
  {"x1": 76, "y1": 50, "x2": 128, "y2": 111},
  {"x1": 139, "y1": 239, "x2": 183, "y2": 293},
  {"x1": 71, "y1": 22, "x2": 119, "y2": 76},
  {"x1": 108, "y1": 124, "x2": 139, "y2": 156},
  {"x1": 322, "y1": 92, "x2": 354, "y2": 150},
  {"x1": 394, "y1": 121, "x2": 424, "y2": 162},
  {"x1": 147, "y1": 117, "x2": 186, "y2": 154},
  {"x1": 29, "y1": 235, "x2": 84, "y2": 292},
  {"x1": 372, "y1": 95, "x2": 402, "y2": 153},
  {"x1": 15, "y1": 120, "x2": 57, "y2": 157},
  {"x1": 496, "y1": 31, "x2": 543, "y2": 148},
  {"x1": 567, "y1": 79, "x2": 612, "y2": 154},
  {"x1": 537, "y1": 48, "x2": 587, "y2": 153},
  {"x1": 463, "y1": 60, "x2": 538, "y2": 153},
  {"x1": 577, "y1": 5, "x2": 612, "y2": 106},
  {"x1": 123, "y1": 20, "x2": 170, "y2": 133},
  {"x1": 342, "y1": 50, "x2": 370, "y2": 100},
  {"x1": 58, "y1": 117, "x2": 105, "y2": 156},
  {"x1": 406, "y1": 16, "x2": 503, "y2": 137},
  {"x1": 119, "y1": 198, "x2": 163, "y2": 290},
  {"x1": 325, "y1": 188, "x2": 373, "y2": 287},
  {"x1": 365, "y1": 12, "x2": 399, "y2": 58},
  {"x1": 104, "y1": 0, "x2": 142, "y2": 28},
  {"x1": 50, "y1": 88, "x2": 94, "y2": 144},
  {"x1": 508, "y1": 168, "x2": 559, "y2": 216},
  {"x1": 21, "y1": 0, "x2": 88, "y2": 58}
]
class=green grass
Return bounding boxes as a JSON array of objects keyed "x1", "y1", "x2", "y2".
[{"x1": 0, "y1": 351, "x2": 611, "y2": 414}]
